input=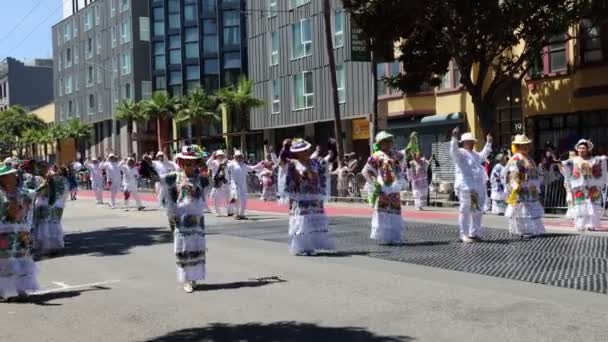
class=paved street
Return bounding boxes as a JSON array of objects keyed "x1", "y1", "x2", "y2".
[{"x1": 2, "y1": 199, "x2": 608, "y2": 342}]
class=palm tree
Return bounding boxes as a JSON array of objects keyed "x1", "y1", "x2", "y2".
[
  {"x1": 143, "y1": 91, "x2": 177, "y2": 152},
  {"x1": 64, "y1": 119, "x2": 93, "y2": 161},
  {"x1": 175, "y1": 88, "x2": 219, "y2": 145},
  {"x1": 217, "y1": 77, "x2": 264, "y2": 153},
  {"x1": 49, "y1": 124, "x2": 68, "y2": 161},
  {"x1": 116, "y1": 100, "x2": 147, "y2": 156},
  {"x1": 38, "y1": 127, "x2": 54, "y2": 162},
  {"x1": 21, "y1": 129, "x2": 41, "y2": 159}
]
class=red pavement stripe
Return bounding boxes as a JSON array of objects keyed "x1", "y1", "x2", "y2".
[{"x1": 76, "y1": 190, "x2": 608, "y2": 232}]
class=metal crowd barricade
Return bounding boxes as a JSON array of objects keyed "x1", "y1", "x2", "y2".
[{"x1": 541, "y1": 179, "x2": 567, "y2": 211}]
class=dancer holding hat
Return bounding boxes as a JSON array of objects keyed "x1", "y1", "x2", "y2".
[
  {"x1": 362, "y1": 131, "x2": 407, "y2": 245},
  {"x1": 153, "y1": 151, "x2": 178, "y2": 209},
  {"x1": 561, "y1": 139, "x2": 607, "y2": 231},
  {"x1": 278, "y1": 138, "x2": 335, "y2": 256},
  {"x1": 206, "y1": 150, "x2": 232, "y2": 216},
  {"x1": 101, "y1": 154, "x2": 122, "y2": 209},
  {"x1": 504, "y1": 134, "x2": 545, "y2": 237},
  {"x1": 162, "y1": 145, "x2": 207, "y2": 293},
  {"x1": 449, "y1": 127, "x2": 493, "y2": 243},
  {"x1": 85, "y1": 157, "x2": 104, "y2": 204}
]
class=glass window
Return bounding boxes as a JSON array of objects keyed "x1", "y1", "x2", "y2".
[
  {"x1": 168, "y1": 0, "x2": 179, "y2": 12},
  {"x1": 170, "y1": 50, "x2": 182, "y2": 65},
  {"x1": 95, "y1": 5, "x2": 101, "y2": 25},
  {"x1": 185, "y1": 28, "x2": 199, "y2": 59},
  {"x1": 111, "y1": 26, "x2": 117, "y2": 47},
  {"x1": 169, "y1": 35, "x2": 181, "y2": 49},
  {"x1": 336, "y1": 65, "x2": 345, "y2": 103},
  {"x1": 139, "y1": 17, "x2": 150, "y2": 42},
  {"x1": 155, "y1": 76, "x2": 166, "y2": 90},
  {"x1": 168, "y1": 0, "x2": 180, "y2": 29},
  {"x1": 202, "y1": 0, "x2": 217, "y2": 14},
  {"x1": 89, "y1": 94, "x2": 95, "y2": 111},
  {"x1": 184, "y1": 4, "x2": 197, "y2": 22},
  {"x1": 121, "y1": 18, "x2": 131, "y2": 44},
  {"x1": 97, "y1": 32, "x2": 102, "y2": 54},
  {"x1": 153, "y1": 7, "x2": 165, "y2": 36},
  {"x1": 269, "y1": 0, "x2": 278, "y2": 18},
  {"x1": 388, "y1": 62, "x2": 400, "y2": 94},
  {"x1": 153, "y1": 7, "x2": 164, "y2": 20},
  {"x1": 120, "y1": 0, "x2": 130, "y2": 12},
  {"x1": 87, "y1": 66, "x2": 95, "y2": 85},
  {"x1": 203, "y1": 35, "x2": 219, "y2": 54},
  {"x1": 121, "y1": 52, "x2": 132, "y2": 75},
  {"x1": 203, "y1": 19, "x2": 217, "y2": 34},
  {"x1": 224, "y1": 52, "x2": 241, "y2": 69},
  {"x1": 271, "y1": 79, "x2": 280, "y2": 114},
  {"x1": 154, "y1": 21, "x2": 165, "y2": 36},
  {"x1": 204, "y1": 59, "x2": 219, "y2": 74},
  {"x1": 85, "y1": 11, "x2": 92, "y2": 31},
  {"x1": 292, "y1": 19, "x2": 312, "y2": 59},
  {"x1": 582, "y1": 19, "x2": 604, "y2": 63},
  {"x1": 376, "y1": 63, "x2": 387, "y2": 95},
  {"x1": 124, "y1": 83, "x2": 132, "y2": 99},
  {"x1": 291, "y1": 0, "x2": 310, "y2": 8},
  {"x1": 154, "y1": 42, "x2": 166, "y2": 71},
  {"x1": 270, "y1": 31, "x2": 279, "y2": 66},
  {"x1": 169, "y1": 14, "x2": 180, "y2": 29},
  {"x1": 549, "y1": 35, "x2": 567, "y2": 72},
  {"x1": 65, "y1": 76, "x2": 73, "y2": 94},
  {"x1": 293, "y1": 71, "x2": 313, "y2": 110},
  {"x1": 111, "y1": 0, "x2": 116, "y2": 17},
  {"x1": 186, "y1": 65, "x2": 200, "y2": 80},
  {"x1": 186, "y1": 43, "x2": 199, "y2": 58},
  {"x1": 169, "y1": 71, "x2": 182, "y2": 85},
  {"x1": 334, "y1": 11, "x2": 344, "y2": 48},
  {"x1": 223, "y1": 11, "x2": 240, "y2": 46},
  {"x1": 97, "y1": 65, "x2": 103, "y2": 84}
]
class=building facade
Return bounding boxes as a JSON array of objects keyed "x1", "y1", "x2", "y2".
[
  {"x1": 53, "y1": 0, "x2": 152, "y2": 159},
  {"x1": 149, "y1": 0, "x2": 248, "y2": 150},
  {"x1": 247, "y1": 0, "x2": 374, "y2": 159},
  {"x1": 0, "y1": 57, "x2": 54, "y2": 112}
]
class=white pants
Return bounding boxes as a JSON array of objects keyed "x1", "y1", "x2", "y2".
[
  {"x1": 213, "y1": 184, "x2": 231, "y2": 215},
  {"x1": 458, "y1": 189, "x2": 485, "y2": 239},
  {"x1": 155, "y1": 181, "x2": 165, "y2": 208},
  {"x1": 125, "y1": 189, "x2": 143, "y2": 208},
  {"x1": 108, "y1": 180, "x2": 121, "y2": 207},
  {"x1": 92, "y1": 181, "x2": 103, "y2": 203},
  {"x1": 233, "y1": 187, "x2": 248, "y2": 217}
]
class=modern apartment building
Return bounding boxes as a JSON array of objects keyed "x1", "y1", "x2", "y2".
[
  {"x1": 64, "y1": 0, "x2": 89, "y2": 19},
  {"x1": 149, "y1": 0, "x2": 248, "y2": 149},
  {"x1": 247, "y1": 0, "x2": 374, "y2": 159},
  {"x1": 53, "y1": 0, "x2": 152, "y2": 159},
  {"x1": 0, "y1": 57, "x2": 54, "y2": 112}
]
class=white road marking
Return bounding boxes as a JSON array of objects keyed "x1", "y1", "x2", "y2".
[{"x1": 34, "y1": 280, "x2": 120, "y2": 295}]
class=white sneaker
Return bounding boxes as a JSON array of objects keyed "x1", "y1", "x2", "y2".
[
  {"x1": 183, "y1": 281, "x2": 195, "y2": 293},
  {"x1": 461, "y1": 236, "x2": 475, "y2": 243}
]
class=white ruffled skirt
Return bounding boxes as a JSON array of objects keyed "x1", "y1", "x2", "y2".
[
  {"x1": 572, "y1": 200, "x2": 603, "y2": 231},
  {"x1": 371, "y1": 211, "x2": 406, "y2": 244},
  {"x1": 173, "y1": 201, "x2": 206, "y2": 283},
  {"x1": 506, "y1": 201, "x2": 546, "y2": 236},
  {"x1": 0, "y1": 257, "x2": 39, "y2": 298},
  {"x1": 288, "y1": 213, "x2": 335, "y2": 255}
]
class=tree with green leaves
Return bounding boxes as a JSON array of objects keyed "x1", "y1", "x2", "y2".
[
  {"x1": 143, "y1": 91, "x2": 177, "y2": 152},
  {"x1": 63, "y1": 119, "x2": 92, "y2": 161},
  {"x1": 49, "y1": 123, "x2": 68, "y2": 159},
  {"x1": 175, "y1": 88, "x2": 220, "y2": 145},
  {"x1": 116, "y1": 100, "x2": 147, "y2": 156},
  {"x1": 217, "y1": 77, "x2": 264, "y2": 154},
  {"x1": 343, "y1": 0, "x2": 608, "y2": 134},
  {"x1": 0, "y1": 106, "x2": 46, "y2": 157}
]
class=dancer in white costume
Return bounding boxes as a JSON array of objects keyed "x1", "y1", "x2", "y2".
[
  {"x1": 85, "y1": 157, "x2": 104, "y2": 204},
  {"x1": 162, "y1": 145, "x2": 207, "y2": 293},
  {"x1": 362, "y1": 131, "x2": 406, "y2": 245},
  {"x1": 32, "y1": 161, "x2": 67, "y2": 254},
  {"x1": 153, "y1": 151, "x2": 178, "y2": 208},
  {"x1": 258, "y1": 158, "x2": 277, "y2": 201},
  {"x1": 504, "y1": 135, "x2": 545, "y2": 237},
  {"x1": 0, "y1": 163, "x2": 40, "y2": 301},
  {"x1": 227, "y1": 150, "x2": 262, "y2": 219},
  {"x1": 449, "y1": 128, "x2": 493, "y2": 243},
  {"x1": 561, "y1": 139, "x2": 607, "y2": 231},
  {"x1": 561, "y1": 151, "x2": 578, "y2": 219},
  {"x1": 120, "y1": 158, "x2": 145, "y2": 211},
  {"x1": 489, "y1": 153, "x2": 508, "y2": 215},
  {"x1": 279, "y1": 138, "x2": 335, "y2": 255},
  {"x1": 101, "y1": 154, "x2": 122, "y2": 209},
  {"x1": 206, "y1": 150, "x2": 231, "y2": 216},
  {"x1": 407, "y1": 154, "x2": 429, "y2": 211}
]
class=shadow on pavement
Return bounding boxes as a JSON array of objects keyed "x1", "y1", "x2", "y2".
[
  {"x1": 197, "y1": 278, "x2": 286, "y2": 292},
  {"x1": 141, "y1": 322, "x2": 414, "y2": 342},
  {"x1": 15, "y1": 286, "x2": 111, "y2": 306},
  {"x1": 61, "y1": 226, "x2": 172, "y2": 257}
]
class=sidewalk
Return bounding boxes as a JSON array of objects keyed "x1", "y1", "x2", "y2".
[{"x1": 76, "y1": 189, "x2": 608, "y2": 233}]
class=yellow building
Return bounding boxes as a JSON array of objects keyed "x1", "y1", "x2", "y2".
[
  {"x1": 381, "y1": 20, "x2": 608, "y2": 159},
  {"x1": 31, "y1": 103, "x2": 75, "y2": 164}
]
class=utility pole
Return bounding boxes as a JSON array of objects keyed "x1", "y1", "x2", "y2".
[
  {"x1": 323, "y1": 0, "x2": 344, "y2": 167},
  {"x1": 369, "y1": 39, "x2": 378, "y2": 152}
]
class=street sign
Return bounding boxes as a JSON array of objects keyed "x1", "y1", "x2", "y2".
[
  {"x1": 513, "y1": 121, "x2": 524, "y2": 133},
  {"x1": 351, "y1": 23, "x2": 371, "y2": 62}
]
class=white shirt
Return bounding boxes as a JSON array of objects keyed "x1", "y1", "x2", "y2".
[
  {"x1": 153, "y1": 160, "x2": 178, "y2": 177},
  {"x1": 85, "y1": 162, "x2": 104, "y2": 183},
  {"x1": 121, "y1": 165, "x2": 140, "y2": 190},
  {"x1": 228, "y1": 161, "x2": 256, "y2": 189},
  {"x1": 101, "y1": 161, "x2": 122, "y2": 183},
  {"x1": 449, "y1": 137, "x2": 491, "y2": 192}
]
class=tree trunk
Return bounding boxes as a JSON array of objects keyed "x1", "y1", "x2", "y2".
[
  {"x1": 471, "y1": 97, "x2": 496, "y2": 138},
  {"x1": 44, "y1": 143, "x2": 48, "y2": 162},
  {"x1": 156, "y1": 117, "x2": 163, "y2": 152},
  {"x1": 323, "y1": 0, "x2": 344, "y2": 167},
  {"x1": 197, "y1": 118, "x2": 203, "y2": 145},
  {"x1": 126, "y1": 120, "x2": 134, "y2": 156}
]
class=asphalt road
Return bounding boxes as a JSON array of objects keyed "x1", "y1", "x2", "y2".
[{"x1": 2, "y1": 200, "x2": 608, "y2": 342}]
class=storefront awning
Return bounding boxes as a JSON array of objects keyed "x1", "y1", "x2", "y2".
[{"x1": 389, "y1": 112, "x2": 464, "y2": 130}]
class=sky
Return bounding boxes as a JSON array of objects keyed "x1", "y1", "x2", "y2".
[{"x1": 0, "y1": 0, "x2": 64, "y2": 62}]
